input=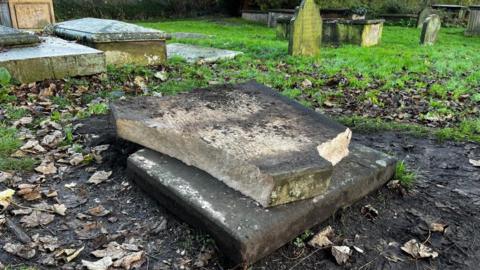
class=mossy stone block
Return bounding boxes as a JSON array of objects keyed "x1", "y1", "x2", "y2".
[{"x1": 288, "y1": 0, "x2": 322, "y2": 56}]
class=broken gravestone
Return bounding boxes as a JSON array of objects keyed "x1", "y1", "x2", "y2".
[
  {"x1": 420, "y1": 14, "x2": 441, "y2": 45},
  {"x1": 127, "y1": 143, "x2": 396, "y2": 265},
  {"x1": 289, "y1": 0, "x2": 322, "y2": 56},
  {"x1": 112, "y1": 81, "x2": 352, "y2": 207},
  {"x1": 53, "y1": 18, "x2": 170, "y2": 66},
  {"x1": 167, "y1": 43, "x2": 243, "y2": 63},
  {"x1": 0, "y1": 25, "x2": 39, "y2": 47}
]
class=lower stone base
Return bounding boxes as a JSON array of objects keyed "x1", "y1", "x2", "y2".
[
  {"x1": 93, "y1": 40, "x2": 167, "y2": 66},
  {"x1": 167, "y1": 43, "x2": 243, "y2": 63},
  {"x1": 127, "y1": 143, "x2": 396, "y2": 265},
  {"x1": 0, "y1": 37, "x2": 106, "y2": 83}
]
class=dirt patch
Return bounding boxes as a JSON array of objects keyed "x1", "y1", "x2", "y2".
[{"x1": 1, "y1": 115, "x2": 479, "y2": 269}]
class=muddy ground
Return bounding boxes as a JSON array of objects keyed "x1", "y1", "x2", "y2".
[{"x1": 1, "y1": 115, "x2": 479, "y2": 270}]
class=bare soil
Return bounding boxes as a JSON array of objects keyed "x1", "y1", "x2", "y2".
[{"x1": 1, "y1": 115, "x2": 479, "y2": 270}]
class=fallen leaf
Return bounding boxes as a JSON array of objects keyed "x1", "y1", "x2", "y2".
[
  {"x1": 0, "y1": 189, "x2": 15, "y2": 210},
  {"x1": 194, "y1": 248, "x2": 214, "y2": 268},
  {"x1": 154, "y1": 71, "x2": 168, "y2": 82},
  {"x1": 309, "y1": 226, "x2": 334, "y2": 248},
  {"x1": 11, "y1": 208, "x2": 33, "y2": 216},
  {"x1": 53, "y1": 204, "x2": 67, "y2": 216},
  {"x1": 361, "y1": 204, "x2": 379, "y2": 219},
  {"x1": 69, "y1": 153, "x2": 84, "y2": 166},
  {"x1": 17, "y1": 184, "x2": 42, "y2": 201},
  {"x1": 301, "y1": 79, "x2": 313, "y2": 88},
  {"x1": 0, "y1": 214, "x2": 5, "y2": 226},
  {"x1": 469, "y1": 159, "x2": 480, "y2": 167},
  {"x1": 35, "y1": 162, "x2": 57, "y2": 175},
  {"x1": 0, "y1": 171, "x2": 13, "y2": 183},
  {"x1": 13, "y1": 117, "x2": 33, "y2": 128},
  {"x1": 88, "y1": 171, "x2": 112, "y2": 185},
  {"x1": 32, "y1": 234, "x2": 59, "y2": 252},
  {"x1": 91, "y1": 242, "x2": 126, "y2": 260},
  {"x1": 82, "y1": 257, "x2": 113, "y2": 270},
  {"x1": 332, "y1": 246, "x2": 352, "y2": 265},
  {"x1": 20, "y1": 140, "x2": 46, "y2": 153},
  {"x1": 353, "y1": 246, "x2": 364, "y2": 254},
  {"x1": 430, "y1": 222, "x2": 446, "y2": 233},
  {"x1": 20, "y1": 210, "x2": 55, "y2": 228},
  {"x1": 401, "y1": 239, "x2": 438, "y2": 259},
  {"x1": 3, "y1": 243, "x2": 36, "y2": 259},
  {"x1": 114, "y1": 251, "x2": 144, "y2": 269},
  {"x1": 88, "y1": 205, "x2": 111, "y2": 217},
  {"x1": 56, "y1": 246, "x2": 84, "y2": 262}
]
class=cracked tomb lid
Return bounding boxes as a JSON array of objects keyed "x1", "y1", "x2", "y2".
[
  {"x1": 53, "y1": 18, "x2": 170, "y2": 43},
  {"x1": 0, "y1": 26, "x2": 40, "y2": 47}
]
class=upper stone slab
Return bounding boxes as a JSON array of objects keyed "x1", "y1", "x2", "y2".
[
  {"x1": 53, "y1": 18, "x2": 170, "y2": 43},
  {"x1": 0, "y1": 26, "x2": 40, "y2": 47},
  {"x1": 111, "y1": 81, "x2": 352, "y2": 207}
]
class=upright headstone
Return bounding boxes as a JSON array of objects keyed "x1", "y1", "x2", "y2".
[
  {"x1": 288, "y1": 0, "x2": 322, "y2": 56},
  {"x1": 417, "y1": 7, "x2": 435, "y2": 28},
  {"x1": 465, "y1": 6, "x2": 480, "y2": 36},
  {"x1": 420, "y1": 14, "x2": 441, "y2": 45}
]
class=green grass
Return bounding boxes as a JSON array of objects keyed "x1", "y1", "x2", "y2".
[
  {"x1": 135, "y1": 19, "x2": 480, "y2": 142},
  {"x1": 395, "y1": 161, "x2": 416, "y2": 188},
  {"x1": 0, "y1": 125, "x2": 36, "y2": 171}
]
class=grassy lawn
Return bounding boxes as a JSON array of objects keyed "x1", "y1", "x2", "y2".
[
  {"x1": 139, "y1": 18, "x2": 480, "y2": 140},
  {"x1": 1, "y1": 18, "x2": 479, "y2": 172}
]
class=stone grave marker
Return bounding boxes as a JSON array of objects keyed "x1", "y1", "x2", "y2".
[
  {"x1": 0, "y1": 25, "x2": 39, "y2": 47},
  {"x1": 167, "y1": 43, "x2": 242, "y2": 63},
  {"x1": 53, "y1": 18, "x2": 170, "y2": 66},
  {"x1": 420, "y1": 14, "x2": 441, "y2": 45},
  {"x1": 288, "y1": 0, "x2": 322, "y2": 56},
  {"x1": 112, "y1": 81, "x2": 352, "y2": 207},
  {"x1": 417, "y1": 7, "x2": 435, "y2": 28},
  {"x1": 0, "y1": 36, "x2": 105, "y2": 83}
]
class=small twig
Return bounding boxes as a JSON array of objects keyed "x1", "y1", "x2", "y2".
[
  {"x1": 422, "y1": 230, "x2": 431, "y2": 245},
  {"x1": 11, "y1": 201, "x2": 55, "y2": 214}
]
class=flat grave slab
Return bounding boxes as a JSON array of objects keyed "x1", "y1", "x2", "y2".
[
  {"x1": 127, "y1": 144, "x2": 396, "y2": 265},
  {"x1": 0, "y1": 36, "x2": 106, "y2": 83},
  {"x1": 170, "y1": 32, "x2": 212, "y2": 39},
  {"x1": 112, "y1": 81, "x2": 352, "y2": 207},
  {"x1": 167, "y1": 43, "x2": 242, "y2": 63},
  {"x1": 53, "y1": 18, "x2": 169, "y2": 66},
  {"x1": 0, "y1": 25, "x2": 40, "y2": 47}
]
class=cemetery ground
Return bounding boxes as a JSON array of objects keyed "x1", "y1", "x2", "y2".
[{"x1": 0, "y1": 18, "x2": 479, "y2": 269}]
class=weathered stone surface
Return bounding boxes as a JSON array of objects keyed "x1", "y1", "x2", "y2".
[
  {"x1": 241, "y1": 10, "x2": 269, "y2": 25},
  {"x1": 170, "y1": 32, "x2": 212, "y2": 39},
  {"x1": 420, "y1": 15, "x2": 441, "y2": 45},
  {"x1": 323, "y1": 19, "x2": 384, "y2": 47},
  {"x1": 0, "y1": 37, "x2": 105, "y2": 83},
  {"x1": 466, "y1": 6, "x2": 480, "y2": 36},
  {"x1": 276, "y1": 16, "x2": 293, "y2": 40},
  {"x1": 53, "y1": 18, "x2": 168, "y2": 66},
  {"x1": 167, "y1": 43, "x2": 242, "y2": 63},
  {"x1": 112, "y1": 81, "x2": 352, "y2": 207},
  {"x1": 127, "y1": 144, "x2": 396, "y2": 265},
  {"x1": 0, "y1": 25, "x2": 39, "y2": 47},
  {"x1": 417, "y1": 7, "x2": 435, "y2": 28},
  {"x1": 7, "y1": 0, "x2": 55, "y2": 30},
  {"x1": 288, "y1": 0, "x2": 322, "y2": 56},
  {"x1": 53, "y1": 18, "x2": 169, "y2": 43}
]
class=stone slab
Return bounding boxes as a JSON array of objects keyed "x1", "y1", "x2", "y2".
[
  {"x1": 289, "y1": 0, "x2": 323, "y2": 56},
  {"x1": 167, "y1": 43, "x2": 242, "y2": 63},
  {"x1": 0, "y1": 25, "x2": 39, "y2": 47},
  {"x1": 420, "y1": 14, "x2": 441, "y2": 45},
  {"x1": 112, "y1": 81, "x2": 352, "y2": 207},
  {"x1": 127, "y1": 144, "x2": 396, "y2": 265},
  {"x1": 53, "y1": 18, "x2": 169, "y2": 43},
  {"x1": 0, "y1": 36, "x2": 105, "y2": 83},
  {"x1": 171, "y1": 32, "x2": 212, "y2": 39}
]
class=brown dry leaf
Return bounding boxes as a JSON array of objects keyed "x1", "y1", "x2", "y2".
[
  {"x1": 18, "y1": 184, "x2": 42, "y2": 201},
  {"x1": 13, "y1": 116, "x2": 33, "y2": 128},
  {"x1": 20, "y1": 140, "x2": 46, "y2": 153},
  {"x1": 20, "y1": 210, "x2": 55, "y2": 228},
  {"x1": 430, "y1": 222, "x2": 446, "y2": 233},
  {"x1": 88, "y1": 171, "x2": 112, "y2": 185},
  {"x1": 331, "y1": 246, "x2": 352, "y2": 265},
  {"x1": 91, "y1": 242, "x2": 126, "y2": 260},
  {"x1": 3, "y1": 242, "x2": 36, "y2": 259},
  {"x1": 301, "y1": 78, "x2": 313, "y2": 88},
  {"x1": 88, "y1": 205, "x2": 111, "y2": 217},
  {"x1": 401, "y1": 239, "x2": 439, "y2": 259},
  {"x1": 32, "y1": 234, "x2": 60, "y2": 252},
  {"x1": 114, "y1": 251, "x2": 145, "y2": 269},
  {"x1": 69, "y1": 153, "x2": 84, "y2": 166},
  {"x1": 82, "y1": 257, "x2": 113, "y2": 270},
  {"x1": 0, "y1": 171, "x2": 13, "y2": 183},
  {"x1": 55, "y1": 246, "x2": 84, "y2": 262},
  {"x1": 0, "y1": 214, "x2": 5, "y2": 226},
  {"x1": 309, "y1": 226, "x2": 335, "y2": 248},
  {"x1": 11, "y1": 208, "x2": 33, "y2": 216},
  {"x1": 35, "y1": 162, "x2": 57, "y2": 175},
  {"x1": 0, "y1": 189, "x2": 15, "y2": 210},
  {"x1": 41, "y1": 131, "x2": 64, "y2": 148},
  {"x1": 194, "y1": 248, "x2": 214, "y2": 268}
]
